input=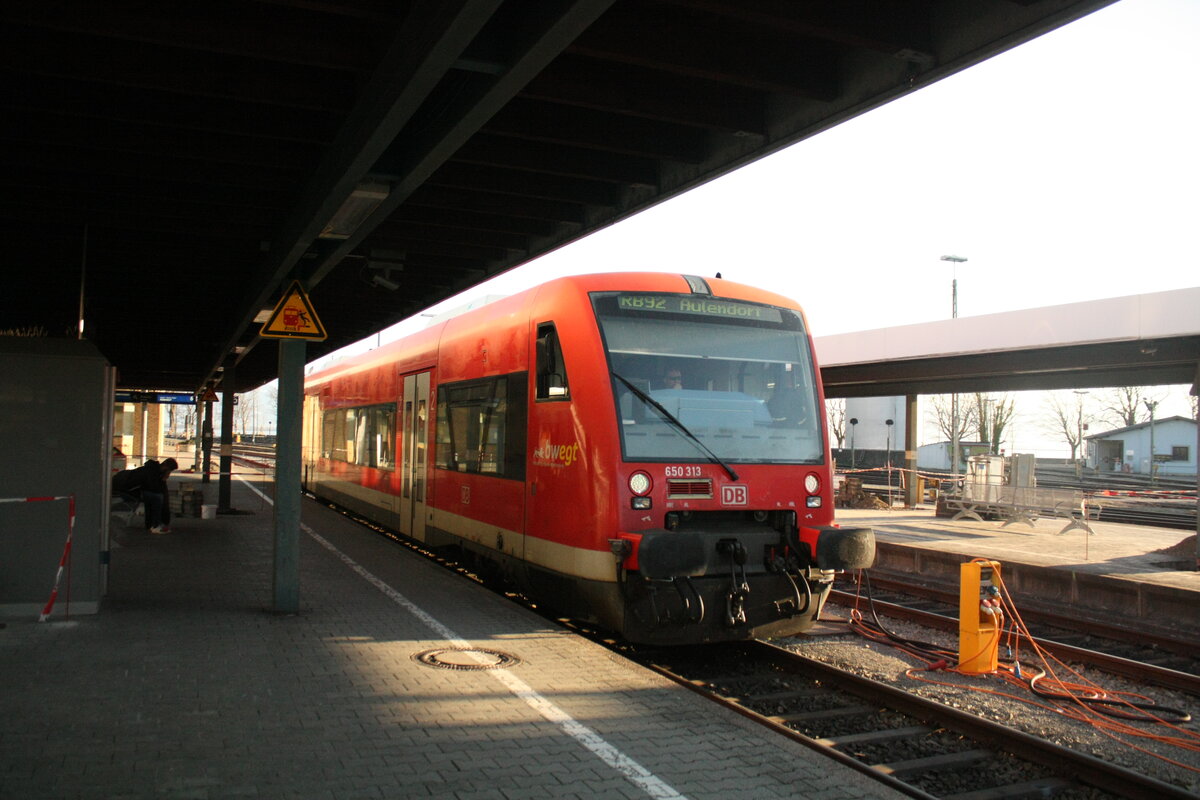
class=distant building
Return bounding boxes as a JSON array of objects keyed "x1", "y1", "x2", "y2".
[
  {"x1": 1084, "y1": 416, "x2": 1197, "y2": 476},
  {"x1": 844, "y1": 397, "x2": 906, "y2": 450},
  {"x1": 916, "y1": 441, "x2": 992, "y2": 472}
]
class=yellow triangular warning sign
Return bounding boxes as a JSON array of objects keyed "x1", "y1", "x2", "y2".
[{"x1": 260, "y1": 281, "x2": 327, "y2": 341}]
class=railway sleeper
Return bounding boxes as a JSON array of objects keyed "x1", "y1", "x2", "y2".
[
  {"x1": 942, "y1": 777, "x2": 1074, "y2": 800},
  {"x1": 771, "y1": 703, "x2": 877, "y2": 723},
  {"x1": 815, "y1": 724, "x2": 934, "y2": 747},
  {"x1": 872, "y1": 748, "x2": 993, "y2": 777}
]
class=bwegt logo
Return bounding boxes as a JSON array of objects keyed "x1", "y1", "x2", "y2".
[{"x1": 533, "y1": 439, "x2": 582, "y2": 467}]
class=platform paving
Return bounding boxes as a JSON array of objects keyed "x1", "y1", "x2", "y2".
[
  {"x1": 836, "y1": 506, "x2": 1199, "y2": 587},
  {"x1": 1, "y1": 474, "x2": 903, "y2": 800}
]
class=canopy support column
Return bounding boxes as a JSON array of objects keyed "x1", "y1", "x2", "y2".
[
  {"x1": 905, "y1": 395, "x2": 919, "y2": 508},
  {"x1": 273, "y1": 339, "x2": 305, "y2": 613},
  {"x1": 218, "y1": 361, "x2": 236, "y2": 512}
]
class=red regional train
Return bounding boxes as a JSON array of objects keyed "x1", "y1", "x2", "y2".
[{"x1": 302, "y1": 272, "x2": 874, "y2": 644}]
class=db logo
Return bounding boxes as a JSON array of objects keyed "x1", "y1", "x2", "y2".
[{"x1": 721, "y1": 485, "x2": 748, "y2": 506}]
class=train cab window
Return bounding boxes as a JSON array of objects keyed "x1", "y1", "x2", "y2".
[
  {"x1": 593, "y1": 291, "x2": 823, "y2": 465},
  {"x1": 535, "y1": 322, "x2": 570, "y2": 401}
]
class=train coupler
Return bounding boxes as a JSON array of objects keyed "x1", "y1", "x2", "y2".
[
  {"x1": 769, "y1": 558, "x2": 812, "y2": 618},
  {"x1": 717, "y1": 538, "x2": 750, "y2": 627},
  {"x1": 725, "y1": 589, "x2": 747, "y2": 627},
  {"x1": 672, "y1": 576, "x2": 705, "y2": 624}
]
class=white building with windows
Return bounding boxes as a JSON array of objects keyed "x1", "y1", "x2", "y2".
[{"x1": 1085, "y1": 416, "x2": 1197, "y2": 476}]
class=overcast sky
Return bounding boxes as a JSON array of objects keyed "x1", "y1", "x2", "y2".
[{"x1": 293, "y1": 0, "x2": 1198, "y2": 455}]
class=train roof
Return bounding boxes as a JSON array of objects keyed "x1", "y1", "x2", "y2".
[{"x1": 304, "y1": 271, "x2": 808, "y2": 386}]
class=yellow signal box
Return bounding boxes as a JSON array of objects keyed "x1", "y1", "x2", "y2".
[{"x1": 958, "y1": 560, "x2": 1002, "y2": 674}]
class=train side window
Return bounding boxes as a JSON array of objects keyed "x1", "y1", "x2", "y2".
[
  {"x1": 366, "y1": 405, "x2": 396, "y2": 469},
  {"x1": 320, "y1": 403, "x2": 395, "y2": 469},
  {"x1": 536, "y1": 322, "x2": 570, "y2": 401},
  {"x1": 434, "y1": 373, "x2": 526, "y2": 481}
]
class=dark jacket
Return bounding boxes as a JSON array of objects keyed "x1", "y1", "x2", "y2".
[{"x1": 112, "y1": 460, "x2": 169, "y2": 495}]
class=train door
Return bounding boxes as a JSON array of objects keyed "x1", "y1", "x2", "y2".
[
  {"x1": 400, "y1": 371, "x2": 431, "y2": 542},
  {"x1": 300, "y1": 394, "x2": 322, "y2": 491},
  {"x1": 524, "y1": 322, "x2": 583, "y2": 548}
]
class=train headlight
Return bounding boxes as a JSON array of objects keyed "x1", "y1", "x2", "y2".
[
  {"x1": 804, "y1": 473, "x2": 821, "y2": 494},
  {"x1": 631, "y1": 496, "x2": 652, "y2": 510},
  {"x1": 629, "y1": 471, "x2": 652, "y2": 496},
  {"x1": 806, "y1": 496, "x2": 822, "y2": 508}
]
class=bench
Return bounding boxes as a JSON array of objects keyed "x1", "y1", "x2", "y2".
[{"x1": 110, "y1": 492, "x2": 142, "y2": 526}]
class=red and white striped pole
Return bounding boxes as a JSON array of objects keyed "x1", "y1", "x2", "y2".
[{"x1": 0, "y1": 494, "x2": 76, "y2": 622}]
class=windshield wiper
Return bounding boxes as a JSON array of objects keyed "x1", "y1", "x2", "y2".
[{"x1": 611, "y1": 372, "x2": 740, "y2": 481}]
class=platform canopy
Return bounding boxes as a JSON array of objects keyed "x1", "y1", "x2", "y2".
[
  {"x1": 0, "y1": 0, "x2": 1117, "y2": 392},
  {"x1": 817, "y1": 288, "x2": 1200, "y2": 397}
]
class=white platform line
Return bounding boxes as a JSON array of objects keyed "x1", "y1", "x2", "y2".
[{"x1": 241, "y1": 479, "x2": 687, "y2": 800}]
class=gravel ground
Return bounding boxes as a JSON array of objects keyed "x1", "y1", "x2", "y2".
[{"x1": 778, "y1": 611, "x2": 1200, "y2": 794}]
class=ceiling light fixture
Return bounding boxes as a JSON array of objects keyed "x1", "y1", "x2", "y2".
[{"x1": 319, "y1": 181, "x2": 390, "y2": 240}]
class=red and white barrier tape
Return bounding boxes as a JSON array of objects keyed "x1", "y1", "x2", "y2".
[
  {"x1": 1096, "y1": 489, "x2": 1196, "y2": 498},
  {"x1": 0, "y1": 495, "x2": 76, "y2": 621}
]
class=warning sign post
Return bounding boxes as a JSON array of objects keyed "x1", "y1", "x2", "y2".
[{"x1": 260, "y1": 281, "x2": 327, "y2": 341}]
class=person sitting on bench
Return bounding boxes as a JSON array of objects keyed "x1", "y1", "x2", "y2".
[{"x1": 112, "y1": 457, "x2": 178, "y2": 534}]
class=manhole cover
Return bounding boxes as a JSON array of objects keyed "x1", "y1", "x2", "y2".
[{"x1": 413, "y1": 647, "x2": 521, "y2": 671}]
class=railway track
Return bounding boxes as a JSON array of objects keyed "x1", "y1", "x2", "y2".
[
  {"x1": 631, "y1": 640, "x2": 1195, "y2": 799},
  {"x1": 827, "y1": 588, "x2": 1200, "y2": 697},
  {"x1": 1092, "y1": 501, "x2": 1197, "y2": 530},
  {"x1": 628, "y1": 640, "x2": 1198, "y2": 800},
  {"x1": 839, "y1": 573, "x2": 1200, "y2": 664},
  {"x1": 231, "y1": 442, "x2": 276, "y2": 465}
]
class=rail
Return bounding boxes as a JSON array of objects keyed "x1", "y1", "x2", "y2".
[{"x1": 634, "y1": 640, "x2": 1198, "y2": 800}]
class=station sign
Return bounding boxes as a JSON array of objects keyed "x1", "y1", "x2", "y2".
[
  {"x1": 259, "y1": 280, "x2": 327, "y2": 341},
  {"x1": 115, "y1": 391, "x2": 197, "y2": 405}
]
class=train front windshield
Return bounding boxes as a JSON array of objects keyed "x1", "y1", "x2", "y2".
[{"x1": 592, "y1": 292, "x2": 823, "y2": 464}]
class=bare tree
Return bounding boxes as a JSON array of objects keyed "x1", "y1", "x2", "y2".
[
  {"x1": 1042, "y1": 391, "x2": 1094, "y2": 461},
  {"x1": 267, "y1": 384, "x2": 279, "y2": 430},
  {"x1": 235, "y1": 394, "x2": 253, "y2": 437},
  {"x1": 825, "y1": 398, "x2": 846, "y2": 448},
  {"x1": 971, "y1": 393, "x2": 1016, "y2": 454},
  {"x1": 1093, "y1": 386, "x2": 1176, "y2": 433},
  {"x1": 1099, "y1": 386, "x2": 1144, "y2": 428},
  {"x1": 927, "y1": 394, "x2": 975, "y2": 444}
]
